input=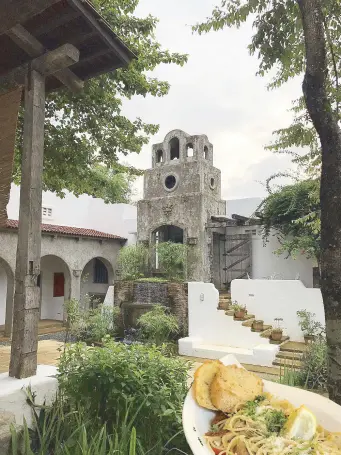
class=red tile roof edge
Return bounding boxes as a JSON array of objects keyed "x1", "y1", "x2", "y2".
[{"x1": 5, "y1": 219, "x2": 126, "y2": 241}]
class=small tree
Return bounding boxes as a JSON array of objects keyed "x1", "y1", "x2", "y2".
[
  {"x1": 117, "y1": 244, "x2": 149, "y2": 280},
  {"x1": 137, "y1": 305, "x2": 179, "y2": 345},
  {"x1": 156, "y1": 242, "x2": 188, "y2": 281},
  {"x1": 259, "y1": 179, "x2": 320, "y2": 262}
]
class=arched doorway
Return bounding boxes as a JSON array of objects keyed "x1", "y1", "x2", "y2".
[
  {"x1": 0, "y1": 258, "x2": 14, "y2": 336},
  {"x1": 152, "y1": 225, "x2": 184, "y2": 272},
  {"x1": 80, "y1": 257, "x2": 114, "y2": 309},
  {"x1": 40, "y1": 255, "x2": 71, "y2": 321}
]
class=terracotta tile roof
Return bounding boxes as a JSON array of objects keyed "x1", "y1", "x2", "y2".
[{"x1": 5, "y1": 219, "x2": 126, "y2": 241}]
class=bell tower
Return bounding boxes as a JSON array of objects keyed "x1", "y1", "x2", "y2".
[{"x1": 137, "y1": 129, "x2": 226, "y2": 282}]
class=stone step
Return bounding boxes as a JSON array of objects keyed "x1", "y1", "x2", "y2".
[
  {"x1": 269, "y1": 336, "x2": 290, "y2": 345},
  {"x1": 280, "y1": 341, "x2": 307, "y2": 353},
  {"x1": 273, "y1": 358, "x2": 303, "y2": 369},
  {"x1": 242, "y1": 318, "x2": 255, "y2": 327},
  {"x1": 277, "y1": 350, "x2": 303, "y2": 361},
  {"x1": 225, "y1": 310, "x2": 235, "y2": 316},
  {"x1": 234, "y1": 314, "x2": 255, "y2": 322},
  {"x1": 242, "y1": 363, "x2": 280, "y2": 378},
  {"x1": 251, "y1": 324, "x2": 272, "y2": 333}
]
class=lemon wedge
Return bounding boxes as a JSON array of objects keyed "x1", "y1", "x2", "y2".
[{"x1": 283, "y1": 405, "x2": 317, "y2": 441}]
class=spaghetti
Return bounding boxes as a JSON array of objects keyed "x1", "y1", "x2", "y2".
[{"x1": 205, "y1": 394, "x2": 341, "y2": 455}]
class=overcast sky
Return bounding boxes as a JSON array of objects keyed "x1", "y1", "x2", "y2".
[{"x1": 121, "y1": 0, "x2": 303, "y2": 201}]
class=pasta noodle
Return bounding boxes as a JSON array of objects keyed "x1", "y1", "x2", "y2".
[{"x1": 204, "y1": 394, "x2": 341, "y2": 455}]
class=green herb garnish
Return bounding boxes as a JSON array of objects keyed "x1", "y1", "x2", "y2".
[
  {"x1": 264, "y1": 409, "x2": 287, "y2": 434},
  {"x1": 244, "y1": 395, "x2": 266, "y2": 417}
]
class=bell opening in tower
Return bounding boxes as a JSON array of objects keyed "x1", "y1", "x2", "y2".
[
  {"x1": 153, "y1": 225, "x2": 184, "y2": 270},
  {"x1": 169, "y1": 137, "x2": 180, "y2": 160}
]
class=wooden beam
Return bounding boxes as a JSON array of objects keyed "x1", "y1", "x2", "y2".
[
  {"x1": 31, "y1": 44, "x2": 79, "y2": 75},
  {"x1": 68, "y1": 0, "x2": 133, "y2": 65},
  {"x1": 0, "y1": 0, "x2": 60, "y2": 35},
  {"x1": 34, "y1": 10, "x2": 80, "y2": 37},
  {"x1": 0, "y1": 44, "x2": 81, "y2": 93},
  {"x1": 9, "y1": 69, "x2": 45, "y2": 378},
  {"x1": 7, "y1": 25, "x2": 84, "y2": 92}
]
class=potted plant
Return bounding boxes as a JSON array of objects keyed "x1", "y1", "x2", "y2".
[
  {"x1": 271, "y1": 317, "x2": 284, "y2": 341},
  {"x1": 297, "y1": 310, "x2": 325, "y2": 344},
  {"x1": 232, "y1": 302, "x2": 247, "y2": 319},
  {"x1": 252, "y1": 319, "x2": 264, "y2": 332}
]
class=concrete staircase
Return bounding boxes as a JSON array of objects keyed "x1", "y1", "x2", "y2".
[{"x1": 218, "y1": 290, "x2": 306, "y2": 369}]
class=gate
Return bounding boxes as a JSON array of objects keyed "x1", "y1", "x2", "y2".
[{"x1": 214, "y1": 233, "x2": 252, "y2": 290}]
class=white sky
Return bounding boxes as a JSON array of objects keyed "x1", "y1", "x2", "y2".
[{"x1": 121, "y1": 0, "x2": 303, "y2": 201}]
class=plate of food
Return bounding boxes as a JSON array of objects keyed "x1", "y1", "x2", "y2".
[{"x1": 183, "y1": 355, "x2": 341, "y2": 454}]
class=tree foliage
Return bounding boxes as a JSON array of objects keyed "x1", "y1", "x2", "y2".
[
  {"x1": 193, "y1": 0, "x2": 341, "y2": 172},
  {"x1": 14, "y1": 0, "x2": 188, "y2": 203},
  {"x1": 259, "y1": 179, "x2": 320, "y2": 260}
]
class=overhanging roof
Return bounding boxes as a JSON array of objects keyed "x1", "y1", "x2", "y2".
[{"x1": 0, "y1": 0, "x2": 136, "y2": 92}]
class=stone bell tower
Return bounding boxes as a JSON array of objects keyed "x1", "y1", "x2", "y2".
[{"x1": 137, "y1": 129, "x2": 226, "y2": 282}]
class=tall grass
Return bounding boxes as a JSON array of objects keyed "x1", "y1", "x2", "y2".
[{"x1": 10, "y1": 398, "x2": 140, "y2": 455}]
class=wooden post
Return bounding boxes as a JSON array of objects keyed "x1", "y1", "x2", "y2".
[
  {"x1": 9, "y1": 70, "x2": 45, "y2": 378},
  {"x1": 8, "y1": 45, "x2": 80, "y2": 379}
]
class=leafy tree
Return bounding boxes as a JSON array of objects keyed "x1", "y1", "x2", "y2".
[
  {"x1": 259, "y1": 179, "x2": 320, "y2": 261},
  {"x1": 117, "y1": 244, "x2": 150, "y2": 280},
  {"x1": 14, "y1": 0, "x2": 187, "y2": 203},
  {"x1": 194, "y1": 0, "x2": 341, "y2": 403},
  {"x1": 156, "y1": 241, "x2": 188, "y2": 281}
]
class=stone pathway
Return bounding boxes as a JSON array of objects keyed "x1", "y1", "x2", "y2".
[{"x1": 0, "y1": 340, "x2": 63, "y2": 373}]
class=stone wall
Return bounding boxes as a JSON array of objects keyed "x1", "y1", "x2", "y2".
[{"x1": 114, "y1": 281, "x2": 188, "y2": 336}]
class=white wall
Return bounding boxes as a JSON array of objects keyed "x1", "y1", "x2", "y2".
[
  {"x1": 7, "y1": 184, "x2": 137, "y2": 245},
  {"x1": 0, "y1": 266, "x2": 7, "y2": 325},
  {"x1": 251, "y1": 232, "x2": 315, "y2": 287},
  {"x1": 231, "y1": 279, "x2": 325, "y2": 342},
  {"x1": 179, "y1": 282, "x2": 278, "y2": 366},
  {"x1": 40, "y1": 256, "x2": 71, "y2": 321}
]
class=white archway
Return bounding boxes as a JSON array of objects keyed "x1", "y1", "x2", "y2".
[
  {"x1": 80, "y1": 257, "x2": 114, "y2": 309},
  {"x1": 0, "y1": 257, "x2": 14, "y2": 336},
  {"x1": 40, "y1": 255, "x2": 71, "y2": 321}
]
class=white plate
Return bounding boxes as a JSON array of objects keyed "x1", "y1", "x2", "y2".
[{"x1": 182, "y1": 355, "x2": 341, "y2": 455}]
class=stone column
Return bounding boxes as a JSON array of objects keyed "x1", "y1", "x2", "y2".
[{"x1": 71, "y1": 270, "x2": 82, "y2": 301}]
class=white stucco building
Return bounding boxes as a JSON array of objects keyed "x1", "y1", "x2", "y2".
[
  {"x1": 0, "y1": 184, "x2": 136, "y2": 336},
  {"x1": 0, "y1": 182, "x2": 317, "y2": 337}
]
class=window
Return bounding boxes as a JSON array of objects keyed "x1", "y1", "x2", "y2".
[
  {"x1": 210, "y1": 177, "x2": 216, "y2": 189},
  {"x1": 156, "y1": 149, "x2": 163, "y2": 163},
  {"x1": 204, "y1": 145, "x2": 209, "y2": 159},
  {"x1": 186, "y1": 143, "x2": 194, "y2": 157},
  {"x1": 245, "y1": 229, "x2": 257, "y2": 235},
  {"x1": 169, "y1": 137, "x2": 180, "y2": 160},
  {"x1": 94, "y1": 259, "x2": 108, "y2": 284},
  {"x1": 53, "y1": 273, "x2": 64, "y2": 297},
  {"x1": 164, "y1": 174, "x2": 177, "y2": 190},
  {"x1": 42, "y1": 206, "x2": 53, "y2": 219}
]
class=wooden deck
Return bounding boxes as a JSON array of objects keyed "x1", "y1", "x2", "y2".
[{"x1": 0, "y1": 319, "x2": 64, "y2": 342}]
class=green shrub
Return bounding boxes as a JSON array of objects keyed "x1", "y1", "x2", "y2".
[
  {"x1": 137, "y1": 305, "x2": 179, "y2": 345},
  {"x1": 300, "y1": 337, "x2": 328, "y2": 391},
  {"x1": 10, "y1": 396, "x2": 139, "y2": 455},
  {"x1": 65, "y1": 299, "x2": 120, "y2": 343},
  {"x1": 296, "y1": 309, "x2": 325, "y2": 337},
  {"x1": 58, "y1": 341, "x2": 190, "y2": 453},
  {"x1": 117, "y1": 244, "x2": 149, "y2": 280},
  {"x1": 156, "y1": 241, "x2": 188, "y2": 280},
  {"x1": 277, "y1": 338, "x2": 327, "y2": 392}
]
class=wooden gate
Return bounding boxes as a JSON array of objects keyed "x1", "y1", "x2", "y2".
[{"x1": 213, "y1": 233, "x2": 252, "y2": 290}]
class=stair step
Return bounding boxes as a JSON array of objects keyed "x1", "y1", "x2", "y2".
[
  {"x1": 225, "y1": 310, "x2": 235, "y2": 316},
  {"x1": 242, "y1": 319, "x2": 255, "y2": 327},
  {"x1": 273, "y1": 358, "x2": 303, "y2": 369},
  {"x1": 280, "y1": 341, "x2": 307, "y2": 353},
  {"x1": 277, "y1": 351, "x2": 303, "y2": 360},
  {"x1": 251, "y1": 324, "x2": 272, "y2": 332},
  {"x1": 243, "y1": 363, "x2": 280, "y2": 377},
  {"x1": 234, "y1": 314, "x2": 255, "y2": 321},
  {"x1": 260, "y1": 328, "x2": 273, "y2": 338},
  {"x1": 269, "y1": 336, "x2": 290, "y2": 345}
]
